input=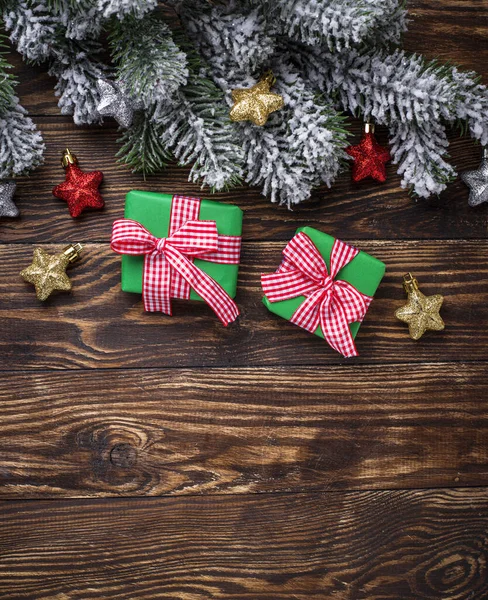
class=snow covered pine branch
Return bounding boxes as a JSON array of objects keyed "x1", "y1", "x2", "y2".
[
  {"x1": 2, "y1": 0, "x2": 488, "y2": 206},
  {"x1": 0, "y1": 31, "x2": 44, "y2": 179}
]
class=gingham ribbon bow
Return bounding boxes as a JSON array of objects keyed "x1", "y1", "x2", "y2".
[
  {"x1": 261, "y1": 232, "x2": 373, "y2": 357},
  {"x1": 111, "y1": 218, "x2": 240, "y2": 326}
]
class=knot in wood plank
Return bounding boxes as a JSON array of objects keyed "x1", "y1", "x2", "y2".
[{"x1": 110, "y1": 443, "x2": 137, "y2": 468}]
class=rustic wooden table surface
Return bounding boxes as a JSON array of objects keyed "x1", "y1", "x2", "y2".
[{"x1": 1, "y1": 2, "x2": 488, "y2": 598}]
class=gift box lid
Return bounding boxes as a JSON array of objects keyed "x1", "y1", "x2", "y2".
[
  {"x1": 262, "y1": 226, "x2": 385, "y2": 339},
  {"x1": 120, "y1": 191, "x2": 243, "y2": 300}
]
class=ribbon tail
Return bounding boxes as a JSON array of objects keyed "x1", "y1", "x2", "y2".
[
  {"x1": 334, "y1": 281, "x2": 372, "y2": 324},
  {"x1": 320, "y1": 296, "x2": 359, "y2": 358},
  {"x1": 165, "y1": 246, "x2": 239, "y2": 326},
  {"x1": 143, "y1": 253, "x2": 172, "y2": 314},
  {"x1": 290, "y1": 288, "x2": 324, "y2": 333}
]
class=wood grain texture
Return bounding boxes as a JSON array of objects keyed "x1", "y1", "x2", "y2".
[
  {"x1": 0, "y1": 364, "x2": 487, "y2": 498},
  {"x1": 1, "y1": 241, "x2": 486, "y2": 369},
  {"x1": 0, "y1": 3, "x2": 487, "y2": 599},
  {"x1": 406, "y1": 1, "x2": 488, "y2": 72},
  {"x1": 1, "y1": 489, "x2": 488, "y2": 599}
]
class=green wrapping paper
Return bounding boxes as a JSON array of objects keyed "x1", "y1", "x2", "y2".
[
  {"x1": 120, "y1": 191, "x2": 243, "y2": 302},
  {"x1": 262, "y1": 227, "x2": 386, "y2": 339}
]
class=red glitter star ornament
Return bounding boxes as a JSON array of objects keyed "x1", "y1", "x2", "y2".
[
  {"x1": 53, "y1": 148, "x2": 104, "y2": 218},
  {"x1": 346, "y1": 123, "x2": 391, "y2": 183}
]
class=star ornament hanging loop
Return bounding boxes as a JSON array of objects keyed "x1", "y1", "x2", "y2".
[
  {"x1": 230, "y1": 71, "x2": 284, "y2": 126},
  {"x1": 395, "y1": 273, "x2": 445, "y2": 340}
]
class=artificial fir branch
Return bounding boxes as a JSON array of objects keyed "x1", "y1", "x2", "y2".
[
  {"x1": 184, "y1": 0, "x2": 276, "y2": 74},
  {"x1": 98, "y1": 0, "x2": 158, "y2": 19},
  {"x1": 44, "y1": 0, "x2": 91, "y2": 10},
  {"x1": 180, "y1": 2, "x2": 349, "y2": 204},
  {"x1": 117, "y1": 109, "x2": 171, "y2": 174},
  {"x1": 270, "y1": 0, "x2": 407, "y2": 50},
  {"x1": 2, "y1": 0, "x2": 488, "y2": 202},
  {"x1": 0, "y1": 34, "x2": 16, "y2": 113},
  {"x1": 183, "y1": 0, "x2": 275, "y2": 80},
  {"x1": 0, "y1": 34, "x2": 44, "y2": 176},
  {"x1": 298, "y1": 46, "x2": 488, "y2": 196},
  {"x1": 450, "y1": 68, "x2": 488, "y2": 146},
  {"x1": 243, "y1": 74, "x2": 350, "y2": 206},
  {"x1": 151, "y1": 32, "x2": 245, "y2": 190},
  {"x1": 155, "y1": 72, "x2": 245, "y2": 191},
  {"x1": 389, "y1": 120, "x2": 456, "y2": 197},
  {"x1": 4, "y1": 1, "x2": 59, "y2": 63},
  {"x1": 115, "y1": 27, "x2": 244, "y2": 191},
  {"x1": 0, "y1": 100, "x2": 45, "y2": 177},
  {"x1": 109, "y1": 14, "x2": 189, "y2": 108},
  {"x1": 48, "y1": 38, "x2": 107, "y2": 125},
  {"x1": 4, "y1": 1, "x2": 106, "y2": 124},
  {"x1": 7, "y1": 0, "x2": 103, "y2": 44}
]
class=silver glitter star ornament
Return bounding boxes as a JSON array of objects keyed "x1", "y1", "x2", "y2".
[
  {"x1": 0, "y1": 181, "x2": 19, "y2": 218},
  {"x1": 460, "y1": 147, "x2": 488, "y2": 207},
  {"x1": 96, "y1": 79, "x2": 134, "y2": 128}
]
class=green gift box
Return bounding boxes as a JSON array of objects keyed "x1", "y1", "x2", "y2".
[
  {"x1": 262, "y1": 226, "x2": 385, "y2": 340},
  {"x1": 120, "y1": 191, "x2": 243, "y2": 302}
]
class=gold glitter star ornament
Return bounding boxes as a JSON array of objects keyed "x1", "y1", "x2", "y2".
[
  {"x1": 230, "y1": 72, "x2": 284, "y2": 126},
  {"x1": 395, "y1": 273, "x2": 445, "y2": 340},
  {"x1": 20, "y1": 244, "x2": 83, "y2": 301}
]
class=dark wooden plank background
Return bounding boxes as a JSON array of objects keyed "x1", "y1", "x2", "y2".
[{"x1": 1, "y1": 2, "x2": 488, "y2": 598}]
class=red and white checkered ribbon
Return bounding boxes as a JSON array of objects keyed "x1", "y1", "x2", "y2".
[
  {"x1": 111, "y1": 196, "x2": 240, "y2": 326},
  {"x1": 261, "y1": 232, "x2": 372, "y2": 357}
]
